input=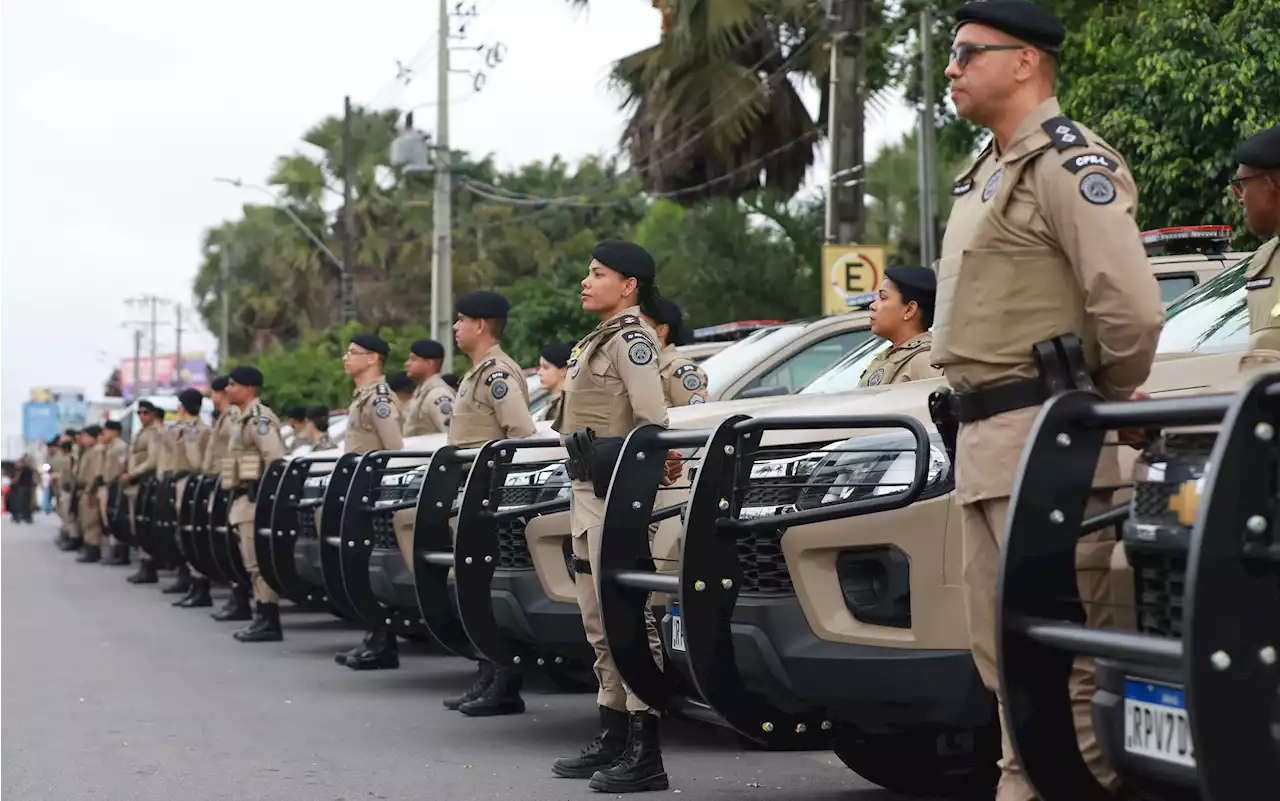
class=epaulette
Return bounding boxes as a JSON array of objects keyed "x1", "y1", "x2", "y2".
[
  {"x1": 249, "y1": 403, "x2": 261, "y2": 417},
  {"x1": 479, "y1": 358, "x2": 498, "y2": 372},
  {"x1": 376, "y1": 382, "x2": 391, "y2": 395},
  {"x1": 1041, "y1": 116, "x2": 1088, "y2": 152},
  {"x1": 618, "y1": 314, "x2": 643, "y2": 328},
  {"x1": 484, "y1": 370, "x2": 510, "y2": 385}
]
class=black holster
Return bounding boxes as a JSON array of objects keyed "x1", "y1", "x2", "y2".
[{"x1": 565, "y1": 428, "x2": 625, "y2": 498}]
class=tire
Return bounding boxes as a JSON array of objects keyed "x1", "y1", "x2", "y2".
[{"x1": 833, "y1": 723, "x2": 999, "y2": 800}]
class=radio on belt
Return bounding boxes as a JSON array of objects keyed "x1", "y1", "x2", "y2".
[{"x1": 1140, "y1": 225, "x2": 1232, "y2": 256}]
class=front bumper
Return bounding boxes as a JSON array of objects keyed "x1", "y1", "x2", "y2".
[
  {"x1": 488, "y1": 568, "x2": 594, "y2": 664},
  {"x1": 368, "y1": 548, "x2": 417, "y2": 611},
  {"x1": 1094, "y1": 659, "x2": 1199, "y2": 797}
]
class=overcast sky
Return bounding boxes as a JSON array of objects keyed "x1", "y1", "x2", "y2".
[{"x1": 1, "y1": 0, "x2": 914, "y2": 450}]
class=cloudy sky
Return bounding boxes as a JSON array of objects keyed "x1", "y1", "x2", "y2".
[{"x1": 1, "y1": 0, "x2": 914, "y2": 451}]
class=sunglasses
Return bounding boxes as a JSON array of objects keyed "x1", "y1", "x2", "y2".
[
  {"x1": 1229, "y1": 174, "x2": 1266, "y2": 199},
  {"x1": 948, "y1": 43, "x2": 1026, "y2": 68}
]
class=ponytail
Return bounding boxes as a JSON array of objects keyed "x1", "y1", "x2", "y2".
[{"x1": 636, "y1": 276, "x2": 663, "y2": 320}]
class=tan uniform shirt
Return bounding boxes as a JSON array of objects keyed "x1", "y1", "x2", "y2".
[
  {"x1": 311, "y1": 432, "x2": 334, "y2": 451},
  {"x1": 404, "y1": 374, "x2": 456, "y2": 436},
  {"x1": 543, "y1": 392, "x2": 564, "y2": 424},
  {"x1": 449, "y1": 344, "x2": 535, "y2": 448},
  {"x1": 1244, "y1": 237, "x2": 1280, "y2": 358},
  {"x1": 76, "y1": 443, "x2": 104, "y2": 488},
  {"x1": 223, "y1": 403, "x2": 287, "y2": 490},
  {"x1": 129, "y1": 421, "x2": 165, "y2": 476},
  {"x1": 202, "y1": 407, "x2": 241, "y2": 474},
  {"x1": 289, "y1": 430, "x2": 312, "y2": 454},
  {"x1": 101, "y1": 438, "x2": 129, "y2": 483},
  {"x1": 346, "y1": 376, "x2": 405, "y2": 454},
  {"x1": 170, "y1": 418, "x2": 212, "y2": 474},
  {"x1": 51, "y1": 453, "x2": 74, "y2": 489},
  {"x1": 657, "y1": 344, "x2": 709, "y2": 406},
  {"x1": 858, "y1": 332, "x2": 941, "y2": 387},
  {"x1": 932, "y1": 98, "x2": 1164, "y2": 504}
]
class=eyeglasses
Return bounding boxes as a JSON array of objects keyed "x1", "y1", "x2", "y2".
[
  {"x1": 948, "y1": 43, "x2": 1026, "y2": 68},
  {"x1": 345, "y1": 348, "x2": 373, "y2": 357},
  {"x1": 1229, "y1": 174, "x2": 1266, "y2": 199}
]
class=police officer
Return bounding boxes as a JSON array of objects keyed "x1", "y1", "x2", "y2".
[
  {"x1": 552, "y1": 240, "x2": 673, "y2": 793},
  {"x1": 333, "y1": 333, "x2": 407, "y2": 669},
  {"x1": 221, "y1": 366, "x2": 288, "y2": 642},
  {"x1": 1234, "y1": 126, "x2": 1280, "y2": 371},
  {"x1": 859, "y1": 266, "x2": 942, "y2": 387},
  {"x1": 430, "y1": 290, "x2": 537, "y2": 712},
  {"x1": 124, "y1": 401, "x2": 167, "y2": 584},
  {"x1": 537, "y1": 341, "x2": 573, "y2": 422},
  {"x1": 99, "y1": 421, "x2": 131, "y2": 566},
  {"x1": 933, "y1": 4, "x2": 1164, "y2": 799},
  {"x1": 51, "y1": 435, "x2": 77, "y2": 550},
  {"x1": 163, "y1": 389, "x2": 213, "y2": 601},
  {"x1": 644, "y1": 298, "x2": 709, "y2": 406},
  {"x1": 388, "y1": 371, "x2": 416, "y2": 406},
  {"x1": 205, "y1": 376, "x2": 251, "y2": 621},
  {"x1": 403, "y1": 339, "x2": 456, "y2": 436},
  {"x1": 74, "y1": 426, "x2": 105, "y2": 562},
  {"x1": 286, "y1": 407, "x2": 311, "y2": 452},
  {"x1": 305, "y1": 405, "x2": 333, "y2": 450}
]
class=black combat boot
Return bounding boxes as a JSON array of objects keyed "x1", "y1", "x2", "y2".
[
  {"x1": 588, "y1": 712, "x2": 668, "y2": 793},
  {"x1": 345, "y1": 626, "x2": 400, "y2": 671},
  {"x1": 102, "y1": 543, "x2": 131, "y2": 566},
  {"x1": 161, "y1": 564, "x2": 192, "y2": 594},
  {"x1": 234, "y1": 602, "x2": 283, "y2": 643},
  {"x1": 126, "y1": 559, "x2": 159, "y2": 584},
  {"x1": 553, "y1": 706, "x2": 630, "y2": 778},
  {"x1": 59, "y1": 536, "x2": 83, "y2": 552},
  {"x1": 334, "y1": 629, "x2": 377, "y2": 665},
  {"x1": 444, "y1": 661, "x2": 498, "y2": 710},
  {"x1": 458, "y1": 665, "x2": 525, "y2": 717},
  {"x1": 176, "y1": 578, "x2": 213, "y2": 608},
  {"x1": 76, "y1": 543, "x2": 102, "y2": 564},
  {"x1": 211, "y1": 583, "x2": 252, "y2": 621}
]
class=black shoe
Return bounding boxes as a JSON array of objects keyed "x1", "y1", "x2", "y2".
[
  {"x1": 553, "y1": 706, "x2": 630, "y2": 779},
  {"x1": 346, "y1": 630, "x2": 399, "y2": 671},
  {"x1": 444, "y1": 661, "x2": 498, "y2": 710},
  {"x1": 102, "y1": 544, "x2": 131, "y2": 566},
  {"x1": 211, "y1": 584, "x2": 252, "y2": 621},
  {"x1": 458, "y1": 666, "x2": 525, "y2": 717},
  {"x1": 176, "y1": 578, "x2": 213, "y2": 608},
  {"x1": 588, "y1": 713, "x2": 668, "y2": 793},
  {"x1": 76, "y1": 544, "x2": 102, "y2": 564},
  {"x1": 335, "y1": 629, "x2": 378, "y2": 665},
  {"x1": 126, "y1": 560, "x2": 159, "y2": 584},
  {"x1": 161, "y1": 565, "x2": 192, "y2": 594},
  {"x1": 59, "y1": 537, "x2": 83, "y2": 552},
  {"x1": 234, "y1": 602, "x2": 283, "y2": 642}
]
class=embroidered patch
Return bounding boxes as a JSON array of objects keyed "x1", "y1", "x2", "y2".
[
  {"x1": 491, "y1": 380, "x2": 509, "y2": 400},
  {"x1": 1246, "y1": 277, "x2": 1273, "y2": 291},
  {"x1": 681, "y1": 373, "x2": 703, "y2": 391},
  {"x1": 375, "y1": 404, "x2": 391, "y2": 419},
  {"x1": 689, "y1": 395, "x2": 705, "y2": 405},
  {"x1": 1079, "y1": 173, "x2": 1116, "y2": 205},
  {"x1": 1063, "y1": 153, "x2": 1119, "y2": 174},
  {"x1": 458, "y1": 384, "x2": 467, "y2": 398},
  {"x1": 622, "y1": 330, "x2": 648, "y2": 342},
  {"x1": 372, "y1": 395, "x2": 391, "y2": 405},
  {"x1": 982, "y1": 168, "x2": 1002, "y2": 202},
  {"x1": 619, "y1": 315, "x2": 642, "y2": 327},
  {"x1": 952, "y1": 180, "x2": 973, "y2": 196},
  {"x1": 439, "y1": 400, "x2": 454, "y2": 417},
  {"x1": 484, "y1": 371, "x2": 509, "y2": 385},
  {"x1": 628, "y1": 341, "x2": 654, "y2": 366},
  {"x1": 867, "y1": 368, "x2": 886, "y2": 386},
  {"x1": 257, "y1": 421, "x2": 271, "y2": 435},
  {"x1": 1042, "y1": 116, "x2": 1088, "y2": 151}
]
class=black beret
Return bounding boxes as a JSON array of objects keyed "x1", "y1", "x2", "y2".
[
  {"x1": 228, "y1": 365, "x2": 264, "y2": 387},
  {"x1": 84, "y1": 424, "x2": 103, "y2": 437},
  {"x1": 60, "y1": 440, "x2": 74, "y2": 450},
  {"x1": 954, "y1": 0, "x2": 1065, "y2": 55},
  {"x1": 592, "y1": 239, "x2": 655, "y2": 279},
  {"x1": 287, "y1": 406, "x2": 308, "y2": 421},
  {"x1": 1236, "y1": 126, "x2": 1280, "y2": 170},
  {"x1": 177, "y1": 388, "x2": 204, "y2": 415},
  {"x1": 540, "y1": 341, "x2": 574, "y2": 368},
  {"x1": 104, "y1": 420, "x2": 123, "y2": 432},
  {"x1": 351, "y1": 333, "x2": 389, "y2": 357},
  {"x1": 305, "y1": 404, "x2": 330, "y2": 421},
  {"x1": 136, "y1": 400, "x2": 160, "y2": 414},
  {"x1": 456, "y1": 290, "x2": 510, "y2": 319},
  {"x1": 388, "y1": 371, "x2": 415, "y2": 393},
  {"x1": 410, "y1": 339, "x2": 445, "y2": 360},
  {"x1": 210, "y1": 375, "x2": 229, "y2": 391},
  {"x1": 885, "y1": 266, "x2": 938, "y2": 297}
]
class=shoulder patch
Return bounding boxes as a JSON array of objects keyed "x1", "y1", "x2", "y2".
[
  {"x1": 490, "y1": 380, "x2": 509, "y2": 400},
  {"x1": 375, "y1": 404, "x2": 391, "y2": 419},
  {"x1": 1042, "y1": 116, "x2": 1088, "y2": 152},
  {"x1": 484, "y1": 370, "x2": 509, "y2": 385},
  {"x1": 1079, "y1": 173, "x2": 1117, "y2": 205},
  {"x1": 673, "y1": 363, "x2": 698, "y2": 377},
  {"x1": 439, "y1": 399, "x2": 454, "y2": 417},
  {"x1": 981, "y1": 168, "x2": 1002, "y2": 202},
  {"x1": 621, "y1": 330, "x2": 649, "y2": 343},
  {"x1": 257, "y1": 419, "x2": 271, "y2": 436},
  {"x1": 952, "y1": 180, "x2": 973, "y2": 196},
  {"x1": 628, "y1": 340, "x2": 655, "y2": 366},
  {"x1": 372, "y1": 395, "x2": 391, "y2": 404},
  {"x1": 681, "y1": 373, "x2": 703, "y2": 391},
  {"x1": 866, "y1": 368, "x2": 886, "y2": 386},
  {"x1": 1063, "y1": 153, "x2": 1119, "y2": 174}
]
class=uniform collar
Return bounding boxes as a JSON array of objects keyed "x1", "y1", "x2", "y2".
[
  {"x1": 422, "y1": 373, "x2": 448, "y2": 391},
  {"x1": 601, "y1": 305, "x2": 642, "y2": 329},
  {"x1": 477, "y1": 344, "x2": 505, "y2": 365},
  {"x1": 997, "y1": 96, "x2": 1063, "y2": 163},
  {"x1": 353, "y1": 375, "x2": 388, "y2": 397},
  {"x1": 658, "y1": 342, "x2": 678, "y2": 367},
  {"x1": 889, "y1": 331, "x2": 931, "y2": 352}
]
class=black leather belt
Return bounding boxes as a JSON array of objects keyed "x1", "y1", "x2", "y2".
[
  {"x1": 950, "y1": 378, "x2": 1050, "y2": 424},
  {"x1": 570, "y1": 555, "x2": 591, "y2": 575}
]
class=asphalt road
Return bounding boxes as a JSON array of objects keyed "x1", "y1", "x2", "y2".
[{"x1": 2, "y1": 516, "x2": 913, "y2": 801}]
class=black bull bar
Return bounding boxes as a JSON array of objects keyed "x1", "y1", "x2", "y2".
[
  {"x1": 998, "y1": 375, "x2": 1280, "y2": 801},
  {"x1": 258, "y1": 454, "x2": 346, "y2": 608},
  {"x1": 599, "y1": 413, "x2": 931, "y2": 746}
]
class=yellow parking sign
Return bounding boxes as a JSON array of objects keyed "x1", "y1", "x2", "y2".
[{"x1": 822, "y1": 244, "x2": 887, "y2": 316}]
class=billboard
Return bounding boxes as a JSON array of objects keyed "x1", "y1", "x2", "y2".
[
  {"x1": 23, "y1": 402, "x2": 62, "y2": 443},
  {"x1": 118, "y1": 353, "x2": 211, "y2": 400},
  {"x1": 821, "y1": 244, "x2": 888, "y2": 316}
]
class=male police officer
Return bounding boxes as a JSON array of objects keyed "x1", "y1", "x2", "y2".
[
  {"x1": 332, "y1": 333, "x2": 406, "y2": 669},
  {"x1": 99, "y1": 421, "x2": 131, "y2": 565},
  {"x1": 403, "y1": 339, "x2": 456, "y2": 436},
  {"x1": 859, "y1": 266, "x2": 941, "y2": 387},
  {"x1": 304, "y1": 405, "x2": 333, "y2": 450},
  {"x1": 124, "y1": 401, "x2": 167, "y2": 584},
  {"x1": 286, "y1": 407, "x2": 311, "y2": 453},
  {"x1": 161, "y1": 389, "x2": 212, "y2": 599},
  {"x1": 222, "y1": 366, "x2": 288, "y2": 642},
  {"x1": 51, "y1": 437, "x2": 77, "y2": 550},
  {"x1": 645, "y1": 298, "x2": 709, "y2": 406},
  {"x1": 430, "y1": 290, "x2": 537, "y2": 713},
  {"x1": 1233, "y1": 126, "x2": 1280, "y2": 370},
  {"x1": 74, "y1": 426, "x2": 105, "y2": 563},
  {"x1": 205, "y1": 376, "x2": 252, "y2": 621},
  {"x1": 933, "y1": 4, "x2": 1165, "y2": 799}
]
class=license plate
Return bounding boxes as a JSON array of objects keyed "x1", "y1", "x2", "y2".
[
  {"x1": 1123, "y1": 680, "x2": 1195, "y2": 767},
  {"x1": 670, "y1": 604, "x2": 686, "y2": 652}
]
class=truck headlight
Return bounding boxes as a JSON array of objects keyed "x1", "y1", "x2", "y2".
[{"x1": 798, "y1": 431, "x2": 950, "y2": 510}]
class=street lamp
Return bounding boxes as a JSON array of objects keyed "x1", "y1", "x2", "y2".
[{"x1": 213, "y1": 177, "x2": 346, "y2": 271}]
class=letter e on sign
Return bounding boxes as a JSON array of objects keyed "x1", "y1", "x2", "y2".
[{"x1": 821, "y1": 244, "x2": 887, "y2": 316}]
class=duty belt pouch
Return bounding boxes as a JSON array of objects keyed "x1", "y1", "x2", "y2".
[
  {"x1": 565, "y1": 429, "x2": 595, "y2": 482},
  {"x1": 219, "y1": 456, "x2": 238, "y2": 487},
  {"x1": 590, "y1": 437, "x2": 625, "y2": 499},
  {"x1": 237, "y1": 454, "x2": 261, "y2": 483}
]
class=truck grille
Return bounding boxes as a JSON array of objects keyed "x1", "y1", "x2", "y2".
[
  {"x1": 735, "y1": 525, "x2": 793, "y2": 596},
  {"x1": 496, "y1": 485, "x2": 540, "y2": 507},
  {"x1": 297, "y1": 507, "x2": 318, "y2": 541},
  {"x1": 496, "y1": 517, "x2": 533, "y2": 570},
  {"x1": 371, "y1": 510, "x2": 398, "y2": 551},
  {"x1": 1131, "y1": 480, "x2": 1180, "y2": 527},
  {"x1": 1132, "y1": 550, "x2": 1187, "y2": 638},
  {"x1": 740, "y1": 477, "x2": 803, "y2": 510}
]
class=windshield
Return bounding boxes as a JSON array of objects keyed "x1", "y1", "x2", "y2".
[
  {"x1": 798, "y1": 336, "x2": 889, "y2": 395},
  {"x1": 698, "y1": 323, "x2": 807, "y2": 394},
  {"x1": 1157, "y1": 253, "x2": 1250, "y2": 354}
]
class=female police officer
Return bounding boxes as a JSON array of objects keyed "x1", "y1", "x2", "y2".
[
  {"x1": 858, "y1": 265, "x2": 942, "y2": 387},
  {"x1": 551, "y1": 240, "x2": 673, "y2": 793}
]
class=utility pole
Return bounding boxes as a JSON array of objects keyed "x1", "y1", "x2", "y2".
[
  {"x1": 432, "y1": 0, "x2": 455, "y2": 368},
  {"x1": 173, "y1": 305, "x2": 185, "y2": 390},
  {"x1": 133, "y1": 330, "x2": 143, "y2": 401},
  {"x1": 341, "y1": 95, "x2": 358, "y2": 325},
  {"x1": 125, "y1": 295, "x2": 171, "y2": 397},
  {"x1": 220, "y1": 246, "x2": 231, "y2": 368},
  {"x1": 917, "y1": 9, "x2": 939, "y2": 265},
  {"x1": 825, "y1": 0, "x2": 867, "y2": 244}
]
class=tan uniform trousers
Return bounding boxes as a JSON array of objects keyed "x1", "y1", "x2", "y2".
[
  {"x1": 393, "y1": 508, "x2": 416, "y2": 575},
  {"x1": 231, "y1": 494, "x2": 276, "y2": 604},
  {"x1": 962, "y1": 494, "x2": 1121, "y2": 801},
  {"x1": 571, "y1": 483, "x2": 663, "y2": 714},
  {"x1": 58, "y1": 489, "x2": 74, "y2": 531},
  {"x1": 78, "y1": 490, "x2": 103, "y2": 546}
]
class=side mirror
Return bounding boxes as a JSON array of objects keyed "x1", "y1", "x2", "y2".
[{"x1": 735, "y1": 384, "x2": 792, "y2": 400}]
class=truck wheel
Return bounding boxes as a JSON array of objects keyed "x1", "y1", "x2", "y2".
[{"x1": 833, "y1": 725, "x2": 999, "y2": 799}]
